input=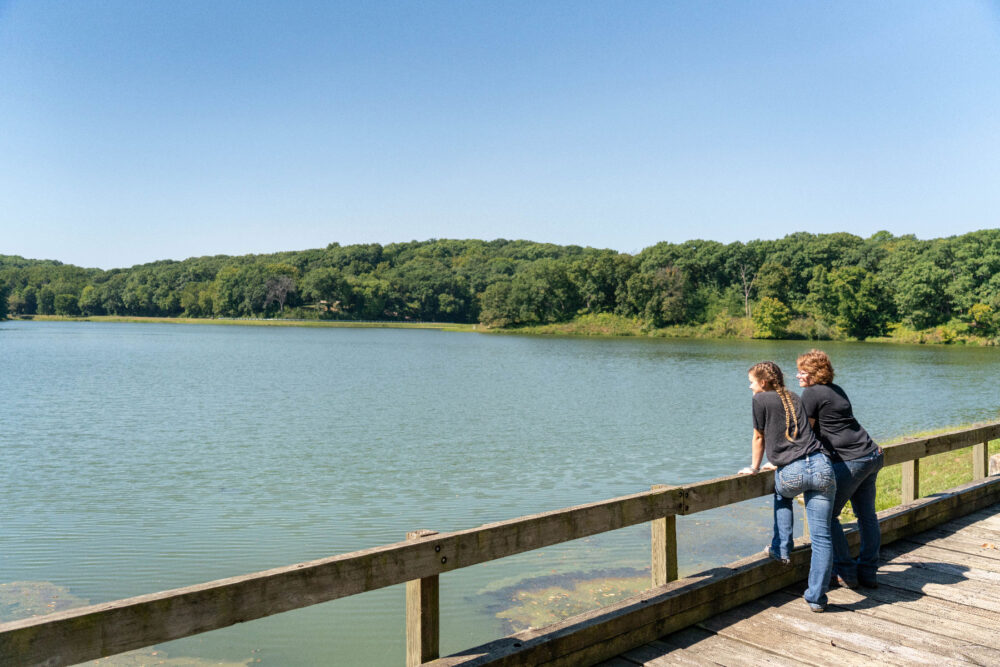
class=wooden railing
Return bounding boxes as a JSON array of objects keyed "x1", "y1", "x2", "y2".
[{"x1": 2, "y1": 422, "x2": 999, "y2": 667}]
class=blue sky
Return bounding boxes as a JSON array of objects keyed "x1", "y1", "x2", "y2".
[{"x1": 2, "y1": 1, "x2": 999, "y2": 269}]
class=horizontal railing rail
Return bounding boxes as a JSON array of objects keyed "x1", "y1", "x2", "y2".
[{"x1": 2, "y1": 421, "x2": 998, "y2": 667}]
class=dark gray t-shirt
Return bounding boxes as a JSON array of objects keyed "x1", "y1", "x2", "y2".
[
  {"x1": 800, "y1": 383, "x2": 877, "y2": 461},
  {"x1": 751, "y1": 390, "x2": 822, "y2": 467}
]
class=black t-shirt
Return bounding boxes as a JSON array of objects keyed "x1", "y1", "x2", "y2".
[
  {"x1": 751, "y1": 390, "x2": 822, "y2": 466},
  {"x1": 800, "y1": 383, "x2": 877, "y2": 461}
]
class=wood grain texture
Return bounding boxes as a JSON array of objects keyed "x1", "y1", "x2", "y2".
[
  {"x1": 974, "y1": 441, "x2": 990, "y2": 480},
  {"x1": 901, "y1": 459, "x2": 919, "y2": 503},
  {"x1": 429, "y1": 476, "x2": 1000, "y2": 666},
  {"x1": 650, "y1": 486, "x2": 678, "y2": 588},
  {"x1": 880, "y1": 422, "x2": 1000, "y2": 467},
  {"x1": 407, "y1": 530, "x2": 440, "y2": 667}
]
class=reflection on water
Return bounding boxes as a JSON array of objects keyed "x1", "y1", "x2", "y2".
[{"x1": 2, "y1": 322, "x2": 998, "y2": 665}]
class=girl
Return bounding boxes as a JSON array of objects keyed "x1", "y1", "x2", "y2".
[{"x1": 740, "y1": 361, "x2": 835, "y2": 612}]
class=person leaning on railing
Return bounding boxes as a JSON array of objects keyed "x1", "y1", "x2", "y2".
[
  {"x1": 796, "y1": 349, "x2": 884, "y2": 590},
  {"x1": 739, "y1": 360, "x2": 835, "y2": 613}
]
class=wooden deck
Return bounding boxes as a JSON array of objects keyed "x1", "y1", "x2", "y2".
[{"x1": 603, "y1": 504, "x2": 1000, "y2": 666}]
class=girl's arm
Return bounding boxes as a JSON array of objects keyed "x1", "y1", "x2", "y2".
[{"x1": 739, "y1": 429, "x2": 766, "y2": 474}]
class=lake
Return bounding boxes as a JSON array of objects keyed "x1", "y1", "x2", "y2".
[{"x1": 1, "y1": 321, "x2": 998, "y2": 665}]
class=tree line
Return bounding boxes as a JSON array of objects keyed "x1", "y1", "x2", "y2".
[{"x1": 2, "y1": 230, "x2": 999, "y2": 340}]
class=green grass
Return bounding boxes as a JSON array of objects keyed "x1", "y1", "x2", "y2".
[
  {"x1": 840, "y1": 424, "x2": 1000, "y2": 518},
  {"x1": 496, "y1": 313, "x2": 999, "y2": 346},
  {"x1": 495, "y1": 313, "x2": 646, "y2": 337}
]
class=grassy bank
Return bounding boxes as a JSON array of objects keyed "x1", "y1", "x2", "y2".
[
  {"x1": 867, "y1": 425, "x2": 1000, "y2": 513},
  {"x1": 14, "y1": 314, "x2": 477, "y2": 332},
  {"x1": 496, "y1": 312, "x2": 1000, "y2": 345}
]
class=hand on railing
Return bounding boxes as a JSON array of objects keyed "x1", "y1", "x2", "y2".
[{"x1": 738, "y1": 462, "x2": 776, "y2": 475}]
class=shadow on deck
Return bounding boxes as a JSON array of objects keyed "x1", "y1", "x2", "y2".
[{"x1": 603, "y1": 505, "x2": 1000, "y2": 666}]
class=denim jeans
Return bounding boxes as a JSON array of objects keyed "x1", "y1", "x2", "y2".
[
  {"x1": 831, "y1": 449, "x2": 884, "y2": 581},
  {"x1": 771, "y1": 451, "x2": 835, "y2": 606}
]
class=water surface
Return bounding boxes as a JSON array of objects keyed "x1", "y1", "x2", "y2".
[{"x1": 1, "y1": 322, "x2": 997, "y2": 664}]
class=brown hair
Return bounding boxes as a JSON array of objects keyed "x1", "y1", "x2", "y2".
[
  {"x1": 797, "y1": 349, "x2": 834, "y2": 385},
  {"x1": 749, "y1": 361, "x2": 799, "y2": 441}
]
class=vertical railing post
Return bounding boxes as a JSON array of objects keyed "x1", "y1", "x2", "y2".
[
  {"x1": 973, "y1": 441, "x2": 990, "y2": 480},
  {"x1": 405, "y1": 530, "x2": 439, "y2": 667},
  {"x1": 902, "y1": 459, "x2": 920, "y2": 503},
  {"x1": 650, "y1": 484, "x2": 678, "y2": 587}
]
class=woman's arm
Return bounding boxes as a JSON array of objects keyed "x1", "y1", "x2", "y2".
[{"x1": 739, "y1": 429, "x2": 766, "y2": 474}]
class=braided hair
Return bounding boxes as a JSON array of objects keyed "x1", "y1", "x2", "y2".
[{"x1": 749, "y1": 361, "x2": 799, "y2": 441}]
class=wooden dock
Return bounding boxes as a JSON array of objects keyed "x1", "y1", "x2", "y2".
[
  {"x1": 603, "y1": 505, "x2": 1000, "y2": 666},
  {"x1": 2, "y1": 422, "x2": 999, "y2": 667}
]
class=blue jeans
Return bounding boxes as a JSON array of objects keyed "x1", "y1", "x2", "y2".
[
  {"x1": 771, "y1": 452, "x2": 835, "y2": 606},
  {"x1": 831, "y1": 449, "x2": 884, "y2": 581}
]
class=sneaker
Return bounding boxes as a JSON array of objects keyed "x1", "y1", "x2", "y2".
[
  {"x1": 832, "y1": 574, "x2": 858, "y2": 589},
  {"x1": 807, "y1": 601, "x2": 826, "y2": 613},
  {"x1": 858, "y1": 573, "x2": 878, "y2": 588},
  {"x1": 764, "y1": 545, "x2": 790, "y2": 565}
]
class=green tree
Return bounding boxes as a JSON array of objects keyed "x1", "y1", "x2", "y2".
[
  {"x1": 828, "y1": 267, "x2": 892, "y2": 339},
  {"x1": 752, "y1": 297, "x2": 791, "y2": 339},
  {"x1": 479, "y1": 280, "x2": 516, "y2": 327},
  {"x1": 968, "y1": 303, "x2": 996, "y2": 336},
  {"x1": 54, "y1": 293, "x2": 80, "y2": 316},
  {"x1": 623, "y1": 266, "x2": 687, "y2": 327},
  {"x1": 756, "y1": 262, "x2": 793, "y2": 304},
  {"x1": 18, "y1": 285, "x2": 38, "y2": 314},
  {"x1": 504, "y1": 259, "x2": 579, "y2": 324},
  {"x1": 894, "y1": 261, "x2": 951, "y2": 328},
  {"x1": 78, "y1": 285, "x2": 102, "y2": 315},
  {"x1": 302, "y1": 267, "x2": 349, "y2": 314},
  {"x1": 571, "y1": 252, "x2": 635, "y2": 315},
  {"x1": 38, "y1": 286, "x2": 55, "y2": 315}
]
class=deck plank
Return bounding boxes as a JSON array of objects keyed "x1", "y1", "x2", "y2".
[
  {"x1": 605, "y1": 503, "x2": 1000, "y2": 667},
  {"x1": 882, "y1": 540, "x2": 1000, "y2": 573},
  {"x1": 747, "y1": 590, "x2": 994, "y2": 665},
  {"x1": 768, "y1": 589, "x2": 1000, "y2": 664},
  {"x1": 870, "y1": 548, "x2": 1000, "y2": 612},
  {"x1": 900, "y1": 528, "x2": 1000, "y2": 560},
  {"x1": 828, "y1": 577, "x2": 1000, "y2": 630},
  {"x1": 932, "y1": 507, "x2": 1000, "y2": 531},
  {"x1": 654, "y1": 629, "x2": 807, "y2": 667},
  {"x1": 694, "y1": 597, "x2": 874, "y2": 666},
  {"x1": 824, "y1": 585, "x2": 1000, "y2": 650},
  {"x1": 614, "y1": 633, "x2": 721, "y2": 666}
]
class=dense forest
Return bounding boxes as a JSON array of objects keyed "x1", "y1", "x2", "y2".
[{"x1": 2, "y1": 230, "x2": 999, "y2": 341}]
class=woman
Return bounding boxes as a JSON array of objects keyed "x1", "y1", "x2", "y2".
[
  {"x1": 739, "y1": 361, "x2": 835, "y2": 612},
  {"x1": 797, "y1": 349, "x2": 883, "y2": 589}
]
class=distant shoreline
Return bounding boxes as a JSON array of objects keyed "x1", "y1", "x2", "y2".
[
  {"x1": 11, "y1": 315, "x2": 478, "y2": 332},
  {"x1": 8, "y1": 314, "x2": 996, "y2": 346}
]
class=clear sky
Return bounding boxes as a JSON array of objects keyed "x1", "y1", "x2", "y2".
[{"x1": 2, "y1": 1, "x2": 999, "y2": 269}]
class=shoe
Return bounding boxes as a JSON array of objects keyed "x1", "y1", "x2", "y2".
[
  {"x1": 807, "y1": 601, "x2": 826, "y2": 613},
  {"x1": 858, "y1": 574, "x2": 878, "y2": 589},
  {"x1": 833, "y1": 574, "x2": 858, "y2": 589},
  {"x1": 764, "y1": 545, "x2": 790, "y2": 565}
]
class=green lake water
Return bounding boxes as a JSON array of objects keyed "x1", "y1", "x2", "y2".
[{"x1": 1, "y1": 321, "x2": 998, "y2": 665}]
